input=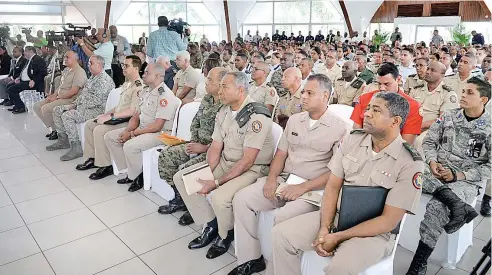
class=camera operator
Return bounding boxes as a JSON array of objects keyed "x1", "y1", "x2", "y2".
[
  {"x1": 0, "y1": 46, "x2": 11, "y2": 75},
  {"x1": 147, "y1": 16, "x2": 187, "y2": 63},
  {"x1": 109, "y1": 25, "x2": 131, "y2": 87},
  {"x1": 8, "y1": 34, "x2": 26, "y2": 48},
  {"x1": 27, "y1": 30, "x2": 48, "y2": 49},
  {"x1": 76, "y1": 28, "x2": 114, "y2": 77},
  {"x1": 0, "y1": 47, "x2": 26, "y2": 105}
]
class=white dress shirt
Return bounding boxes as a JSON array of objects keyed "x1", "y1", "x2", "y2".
[{"x1": 21, "y1": 56, "x2": 33, "y2": 81}]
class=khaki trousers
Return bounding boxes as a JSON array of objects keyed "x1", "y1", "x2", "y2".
[
  {"x1": 104, "y1": 128, "x2": 161, "y2": 180},
  {"x1": 173, "y1": 161, "x2": 265, "y2": 239},
  {"x1": 414, "y1": 130, "x2": 428, "y2": 161},
  {"x1": 270, "y1": 211, "x2": 394, "y2": 275},
  {"x1": 486, "y1": 180, "x2": 491, "y2": 197},
  {"x1": 233, "y1": 176, "x2": 318, "y2": 265},
  {"x1": 33, "y1": 98, "x2": 73, "y2": 128},
  {"x1": 83, "y1": 120, "x2": 128, "y2": 167}
]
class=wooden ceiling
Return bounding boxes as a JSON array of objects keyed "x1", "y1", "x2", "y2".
[{"x1": 371, "y1": 0, "x2": 491, "y2": 23}]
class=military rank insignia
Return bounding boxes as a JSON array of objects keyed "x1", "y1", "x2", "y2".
[
  {"x1": 159, "y1": 99, "x2": 168, "y2": 107},
  {"x1": 135, "y1": 80, "x2": 142, "y2": 87},
  {"x1": 252, "y1": 120, "x2": 262, "y2": 133},
  {"x1": 412, "y1": 172, "x2": 423, "y2": 189},
  {"x1": 158, "y1": 87, "x2": 165, "y2": 94}
]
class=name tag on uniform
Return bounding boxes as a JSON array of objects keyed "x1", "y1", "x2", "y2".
[
  {"x1": 291, "y1": 132, "x2": 298, "y2": 136},
  {"x1": 346, "y1": 155, "x2": 358, "y2": 162}
]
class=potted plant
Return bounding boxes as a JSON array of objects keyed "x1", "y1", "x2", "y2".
[
  {"x1": 372, "y1": 23, "x2": 390, "y2": 51},
  {"x1": 451, "y1": 23, "x2": 472, "y2": 47}
]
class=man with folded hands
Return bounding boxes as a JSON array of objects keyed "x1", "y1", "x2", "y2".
[
  {"x1": 75, "y1": 55, "x2": 144, "y2": 180},
  {"x1": 172, "y1": 71, "x2": 275, "y2": 260},
  {"x1": 104, "y1": 63, "x2": 180, "y2": 192},
  {"x1": 156, "y1": 67, "x2": 226, "y2": 225},
  {"x1": 230, "y1": 74, "x2": 348, "y2": 275},
  {"x1": 271, "y1": 92, "x2": 424, "y2": 275}
]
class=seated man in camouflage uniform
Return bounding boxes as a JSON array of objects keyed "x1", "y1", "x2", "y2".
[
  {"x1": 157, "y1": 67, "x2": 226, "y2": 225},
  {"x1": 407, "y1": 77, "x2": 491, "y2": 275},
  {"x1": 46, "y1": 55, "x2": 115, "y2": 161}
]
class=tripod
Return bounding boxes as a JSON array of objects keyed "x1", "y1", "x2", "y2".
[
  {"x1": 47, "y1": 51, "x2": 60, "y2": 96},
  {"x1": 471, "y1": 239, "x2": 491, "y2": 275}
]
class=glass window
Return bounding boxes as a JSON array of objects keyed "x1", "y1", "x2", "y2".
[
  {"x1": 116, "y1": 25, "x2": 150, "y2": 44},
  {"x1": 275, "y1": 25, "x2": 292, "y2": 35},
  {"x1": 116, "y1": 3, "x2": 149, "y2": 24},
  {"x1": 243, "y1": 2, "x2": 273, "y2": 24},
  {"x1": 64, "y1": 5, "x2": 88, "y2": 25},
  {"x1": 311, "y1": 1, "x2": 343, "y2": 23},
  {"x1": 0, "y1": 3, "x2": 61, "y2": 13},
  {"x1": 257, "y1": 25, "x2": 272, "y2": 39},
  {"x1": 204, "y1": 25, "x2": 220, "y2": 43},
  {"x1": 292, "y1": 25, "x2": 310, "y2": 37},
  {"x1": 187, "y1": 3, "x2": 217, "y2": 24},
  {"x1": 0, "y1": 15, "x2": 62, "y2": 24},
  {"x1": 274, "y1": 2, "x2": 310, "y2": 24},
  {"x1": 191, "y1": 25, "x2": 205, "y2": 43},
  {"x1": 149, "y1": 2, "x2": 186, "y2": 24}
]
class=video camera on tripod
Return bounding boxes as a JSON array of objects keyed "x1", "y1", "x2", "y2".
[
  {"x1": 45, "y1": 23, "x2": 91, "y2": 47},
  {"x1": 168, "y1": 18, "x2": 190, "y2": 37}
]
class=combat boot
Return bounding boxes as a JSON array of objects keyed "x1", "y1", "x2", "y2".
[
  {"x1": 60, "y1": 141, "x2": 83, "y2": 161},
  {"x1": 480, "y1": 195, "x2": 491, "y2": 217},
  {"x1": 158, "y1": 185, "x2": 187, "y2": 214},
  {"x1": 433, "y1": 185, "x2": 478, "y2": 234},
  {"x1": 46, "y1": 133, "x2": 70, "y2": 151},
  {"x1": 406, "y1": 241, "x2": 434, "y2": 275}
]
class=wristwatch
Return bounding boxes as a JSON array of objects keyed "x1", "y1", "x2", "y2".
[{"x1": 214, "y1": 180, "x2": 220, "y2": 189}]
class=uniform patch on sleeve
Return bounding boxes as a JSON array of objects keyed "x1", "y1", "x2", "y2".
[
  {"x1": 413, "y1": 172, "x2": 423, "y2": 189},
  {"x1": 159, "y1": 99, "x2": 168, "y2": 107},
  {"x1": 450, "y1": 95, "x2": 457, "y2": 103},
  {"x1": 252, "y1": 120, "x2": 262, "y2": 133},
  {"x1": 135, "y1": 80, "x2": 142, "y2": 87}
]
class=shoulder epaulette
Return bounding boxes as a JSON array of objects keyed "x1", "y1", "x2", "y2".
[
  {"x1": 403, "y1": 142, "x2": 423, "y2": 161},
  {"x1": 236, "y1": 102, "x2": 271, "y2": 128},
  {"x1": 350, "y1": 129, "x2": 365, "y2": 135},
  {"x1": 414, "y1": 83, "x2": 425, "y2": 89},
  {"x1": 442, "y1": 84, "x2": 452, "y2": 92},
  {"x1": 135, "y1": 80, "x2": 142, "y2": 87},
  {"x1": 157, "y1": 87, "x2": 165, "y2": 94},
  {"x1": 445, "y1": 73, "x2": 456, "y2": 77},
  {"x1": 408, "y1": 74, "x2": 417, "y2": 78},
  {"x1": 351, "y1": 78, "x2": 365, "y2": 89}
]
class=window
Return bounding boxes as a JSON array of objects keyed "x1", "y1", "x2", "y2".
[
  {"x1": 311, "y1": 1, "x2": 343, "y2": 23},
  {"x1": 187, "y1": 3, "x2": 218, "y2": 24},
  {"x1": 0, "y1": 15, "x2": 62, "y2": 24},
  {"x1": 116, "y1": 3, "x2": 149, "y2": 24},
  {"x1": 274, "y1": 2, "x2": 310, "y2": 24},
  {"x1": 116, "y1": 25, "x2": 150, "y2": 44},
  {"x1": 275, "y1": 25, "x2": 292, "y2": 36},
  {"x1": 0, "y1": 3, "x2": 61, "y2": 13},
  {"x1": 149, "y1": 2, "x2": 186, "y2": 25},
  {"x1": 243, "y1": 2, "x2": 273, "y2": 24}
]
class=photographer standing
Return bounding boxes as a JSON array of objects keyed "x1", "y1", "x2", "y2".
[
  {"x1": 109, "y1": 25, "x2": 131, "y2": 87},
  {"x1": 147, "y1": 16, "x2": 187, "y2": 63},
  {"x1": 27, "y1": 30, "x2": 48, "y2": 49},
  {"x1": 76, "y1": 28, "x2": 114, "y2": 77}
]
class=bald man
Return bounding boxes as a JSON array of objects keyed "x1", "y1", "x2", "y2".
[
  {"x1": 332, "y1": 60, "x2": 366, "y2": 106},
  {"x1": 299, "y1": 58, "x2": 313, "y2": 88},
  {"x1": 410, "y1": 61, "x2": 459, "y2": 158},
  {"x1": 249, "y1": 61, "x2": 279, "y2": 113},
  {"x1": 275, "y1": 67, "x2": 304, "y2": 129}
]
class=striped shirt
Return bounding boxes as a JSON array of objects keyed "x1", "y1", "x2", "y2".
[{"x1": 147, "y1": 27, "x2": 187, "y2": 61}]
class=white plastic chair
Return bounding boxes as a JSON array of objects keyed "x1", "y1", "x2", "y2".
[
  {"x1": 254, "y1": 105, "x2": 354, "y2": 262},
  {"x1": 20, "y1": 90, "x2": 43, "y2": 109},
  {"x1": 399, "y1": 194, "x2": 477, "y2": 269},
  {"x1": 78, "y1": 87, "x2": 121, "y2": 151},
  {"x1": 301, "y1": 215, "x2": 407, "y2": 275},
  {"x1": 143, "y1": 101, "x2": 200, "y2": 199}
]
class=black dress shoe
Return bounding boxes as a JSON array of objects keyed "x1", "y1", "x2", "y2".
[
  {"x1": 89, "y1": 166, "x2": 114, "y2": 180},
  {"x1": 178, "y1": 211, "x2": 194, "y2": 226},
  {"x1": 45, "y1": 133, "x2": 50, "y2": 138},
  {"x1": 76, "y1": 158, "x2": 95, "y2": 171},
  {"x1": 206, "y1": 235, "x2": 234, "y2": 259},
  {"x1": 128, "y1": 173, "x2": 143, "y2": 192},
  {"x1": 228, "y1": 256, "x2": 266, "y2": 275},
  {"x1": 117, "y1": 176, "x2": 132, "y2": 184},
  {"x1": 3, "y1": 100, "x2": 13, "y2": 106},
  {"x1": 48, "y1": 131, "x2": 58, "y2": 140},
  {"x1": 12, "y1": 108, "x2": 27, "y2": 114},
  {"x1": 7, "y1": 107, "x2": 16, "y2": 111},
  {"x1": 158, "y1": 198, "x2": 186, "y2": 214},
  {"x1": 188, "y1": 226, "x2": 218, "y2": 250}
]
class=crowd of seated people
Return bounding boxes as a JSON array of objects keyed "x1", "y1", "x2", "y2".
[{"x1": 0, "y1": 24, "x2": 491, "y2": 275}]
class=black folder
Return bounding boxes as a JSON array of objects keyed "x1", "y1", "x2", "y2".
[
  {"x1": 102, "y1": 117, "x2": 131, "y2": 125},
  {"x1": 336, "y1": 185, "x2": 401, "y2": 234}
]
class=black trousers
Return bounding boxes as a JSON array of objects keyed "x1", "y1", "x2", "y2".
[
  {"x1": 7, "y1": 81, "x2": 30, "y2": 109},
  {"x1": 105, "y1": 69, "x2": 113, "y2": 78},
  {"x1": 111, "y1": 64, "x2": 124, "y2": 88}
]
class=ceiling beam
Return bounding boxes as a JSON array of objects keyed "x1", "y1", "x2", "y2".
[
  {"x1": 104, "y1": 0, "x2": 111, "y2": 29},
  {"x1": 338, "y1": 0, "x2": 353, "y2": 37},
  {"x1": 223, "y1": 0, "x2": 231, "y2": 42}
]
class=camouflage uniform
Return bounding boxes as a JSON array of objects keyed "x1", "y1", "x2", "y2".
[
  {"x1": 269, "y1": 69, "x2": 288, "y2": 97},
  {"x1": 190, "y1": 53, "x2": 203, "y2": 69},
  {"x1": 52, "y1": 72, "x2": 115, "y2": 142},
  {"x1": 420, "y1": 108, "x2": 491, "y2": 248},
  {"x1": 158, "y1": 94, "x2": 222, "y2": 185}
]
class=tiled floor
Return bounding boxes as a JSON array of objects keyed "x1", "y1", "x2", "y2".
[{"x1": 0, "y1": 104, "x2": 490, "y2": 275}]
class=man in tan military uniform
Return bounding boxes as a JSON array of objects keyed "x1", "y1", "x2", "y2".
[
  {"x1": 105, "y1": 63, "x2": 180, "y2": 192},
  {"x1": 445, "y1": 52, "x2": 477, "y2": 99},
  {"x1": 75, "y1": 55, "x2": 144, "y2": 180},
  {"x1": 367, "y1": 51, "x2": 383, "y2": 73},
  {"x1": 270, "y1": 92, "x2": 424, "y2": 275},
  {"x1": 276, "y1": 67, "x2": 304, "y2": 128},
  {"x1": 317, "y1": 49, "x2": 341, "y2": 84},
  {"x1": 249, "y1": 61, "x2": 279, "y2": 113},
  {"x1": 172, "y1": 71, "x2": 274, "y2": 260},
  {"x1": 332, "y1": 61, "x2": 366, "y2": 106},
  {"x1": 173, "y1": 50, "x2": 200, "y2": 104},
  {"x1": 34, "y1": 51, "x2": 87, "y2": 139},
  {"x1": 409, "y1": 61, "x2": 459, "y2": 158},
  {"x1": 230, "y1": 74, "x2": 349, "y2": 275},
  {"x1": 404, "y1": 57, "x2": 429, "y2": 94}
]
